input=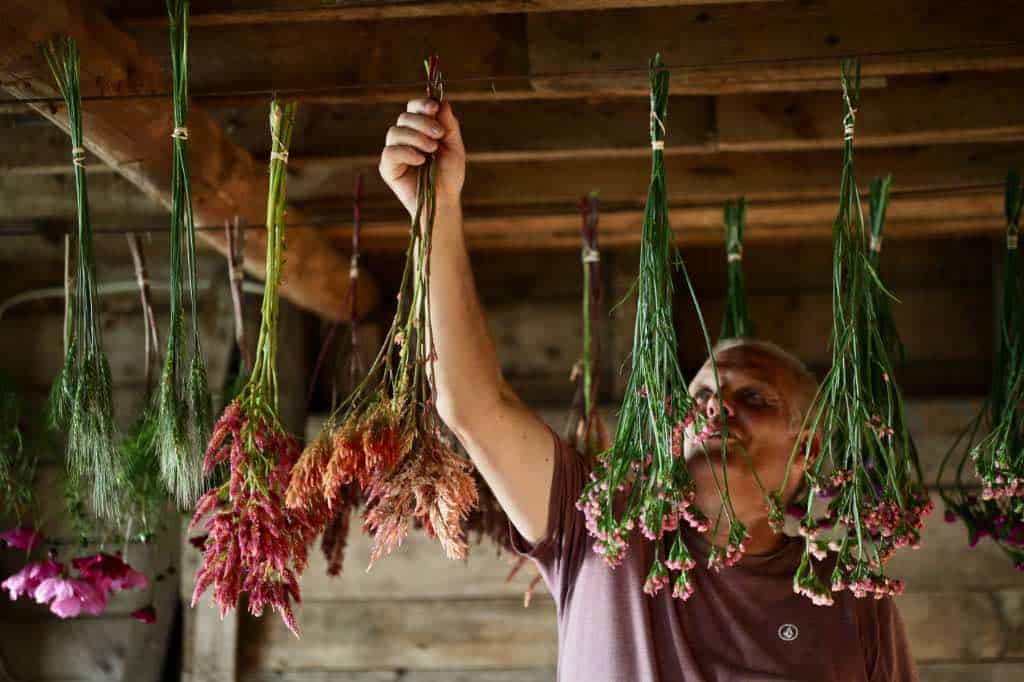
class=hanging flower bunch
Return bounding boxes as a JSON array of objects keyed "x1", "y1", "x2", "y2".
[
  {"x1": 780, "y1": 61, "x2": 931, "y2": 606},
  {"x1": 719, "y1": 197, "x2": 754, "y2": 340},
  {"x1": 41, "y1": 37, "x2": 121, "y2": 521},
  {"x1": 190, "y1": 101, "x2": 317, "y2": 637},
  {"x1": 939, "y1": 169, "x2": 1024, "y2": 570},
  {"x1": 565, "y1": 192, "x2": 612, "y2": 460},
  {"x1": 157, "y1": 0, "x2": 213, "y2": 508},
  {"x1": 576, "y1": 55, "x2": 736, "y2": 602},
  {"x1": 286, "y1": 57, "x2": 477, "y2": 568},
  {"x1": 2, "y1": 534, "x2": 150, "y2": 621},
  {"x1": 305, "y1": 176, "x2": 366, "y2": 577}
]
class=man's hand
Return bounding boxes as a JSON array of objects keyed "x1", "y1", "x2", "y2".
[{"x1": 379, "y1": 98, "x2": 466, "y2": 217}]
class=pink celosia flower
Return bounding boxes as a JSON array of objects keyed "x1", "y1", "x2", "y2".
[
  {"x1": 0, "y1": 527, "x2": 43, "y2": 552},
  {"x1": 2, "y1": 559, "x2": 61, "y2": 600}
]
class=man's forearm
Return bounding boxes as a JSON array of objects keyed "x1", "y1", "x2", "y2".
[{"x1": 427, "y1": 199, "x2": 504, "y2": 425}]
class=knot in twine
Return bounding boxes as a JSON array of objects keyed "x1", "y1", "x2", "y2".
[
  {"x1": 349, "y1": 252, "x2": 360, "y2": 279},
  {"x1": 270, "y1": 150, "x2": 289, "y2": 164},
  {"x1": 172, "y1": 127, "x2": 189, "y2": 140},
  {"x1": 650, "y1": 110, "x2": 666, "y2": 150},
  {"x1": 582, "y1": 246, "x2": 601, "y2": 264},
  {"x1": 869, "y1": 234, "x2": 883, "y2": 253},
  {"x1": 843, "y1": 107, "x2": 857, "y2": 141},
  {"x1": 727, "y1": 243, "x2": 743, "y2": 263},
  {"x1": 71, "y1": 147, "x2": 86, "y2": 167},
  {"x1": 1009, "y1": 233, "x2": 1019, "y2": 251}
]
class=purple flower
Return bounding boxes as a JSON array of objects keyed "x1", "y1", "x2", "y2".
[
  {"x1": 1, "y1": 527, "x2": 43, "y2": 552},
  {"x1": 2, "y1": 559, "x2": 61, "y2": 600},
  {"x1": 131, "y1": 605, "x2": 157, "y2": 624}
]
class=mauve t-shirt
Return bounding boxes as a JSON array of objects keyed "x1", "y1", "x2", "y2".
[{"x1": 509, "y1": 431, "x2": 918, "y2": 682}]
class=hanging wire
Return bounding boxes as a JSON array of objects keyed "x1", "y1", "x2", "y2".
[{"x1": 2, "y1": 40, "x2": 1024, "y2": 110}]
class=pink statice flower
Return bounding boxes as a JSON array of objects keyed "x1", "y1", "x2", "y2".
[
  {"x1": 2, "y1": 558, "x2": 61, "y2": 600},
  {"x1": 0, "y1": 527, "x2": 43, "y2": 552}
]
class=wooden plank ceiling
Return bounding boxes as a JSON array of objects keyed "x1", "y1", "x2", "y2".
[{"x1": 3, "y1": 0, "x2": 1023, "y2": 259}]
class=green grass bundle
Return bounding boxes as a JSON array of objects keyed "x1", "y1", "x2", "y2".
[
  {"x1": 781, "y1": 61, "x2": 931, "y2": 606},
  {"x1": 157, "y1": 0, "x2": 213, "y2": 508},
  {"x1": 0, "y1": 373, "x2": 36, "y2": 522},
  {"x1": 939, "y1": 169, "x2": 1024, "y2": 571},
  {"x1": 286, "y1": 57, "x2": 478, "y2": 568},
  {"x1": 576, "y1": 55, "x2": 735, "y2": 602},
  {"x1": 719, "y1": 198, "x2": 754, "y2": 340},
  {"x1": 42, "y1": 37, "x2": 121, "y2": 521}
]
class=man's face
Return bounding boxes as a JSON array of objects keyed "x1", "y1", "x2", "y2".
[{"x1": 684, "y1": 345, "x2": 807, "y2": 518}]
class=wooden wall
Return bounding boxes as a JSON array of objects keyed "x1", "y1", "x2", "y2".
[{"x1": 233, "y1": 238, "x2": 1024, "y2": 682}]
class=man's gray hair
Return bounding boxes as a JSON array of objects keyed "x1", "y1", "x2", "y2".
[{"x1": 711, "y1": 337, "x2": 819, "y2": 431}]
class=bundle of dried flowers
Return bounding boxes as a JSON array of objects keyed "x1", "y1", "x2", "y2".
[
  {"x1": 0, "y1": 373, "x2": 36, "y2": 522},
  {"x1": 287, "y1": 57, "x2": 477, "y2": 568},
  {"x1": 939, "y1": 169, "x2": 1024, "y2": 571},
  {"x1": 190, "y1": 101, "x2": 316, "y2": 637},
  {"x1": 780, "y1": 62, "x2": 931, "y2": 606},
  {"x1": 157, "y1": 0, "x2": 213, "y2": 508},
  {"x1": 576, "y1": 55, "x2": 734, "y2": 602}
]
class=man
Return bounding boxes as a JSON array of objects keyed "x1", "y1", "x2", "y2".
[{"x1": 379, "y1": 98, "x2": 917, "y2": 681}]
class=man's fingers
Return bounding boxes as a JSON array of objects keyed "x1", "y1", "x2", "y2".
[
  {"x1": 436, "y1": 101, "x2": 463, "y2": 146},
  {"x1": 397, "y1": 112, "x2": 445, "y2": 139},
  {"x1": 386, "y1": 125, "x2": 439, "y2": 153},
  {"x1": 406, "y1": 98, "x2": 439, "y2": 116},
  {"x1": 379, "y1": 144, "x2": 426, "y2": 180}
]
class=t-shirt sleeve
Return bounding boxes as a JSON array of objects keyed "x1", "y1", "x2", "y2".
[
  {"x1": 507, "y1": 429, "x2": 590, "y2": 602},
  {"x1": 860, "y1": 596, "x2": 919, "y2": 682}
]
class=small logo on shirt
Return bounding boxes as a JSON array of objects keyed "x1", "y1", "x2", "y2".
[{"x1": 777, "y1": 624, "x2": 799, "y2": 642}]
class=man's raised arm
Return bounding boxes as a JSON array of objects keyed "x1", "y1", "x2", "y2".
[{"x1": 378, "y1": 98, "x2": 554, "y2": 544}]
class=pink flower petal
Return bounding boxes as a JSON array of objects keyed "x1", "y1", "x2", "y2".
[
  {"x1": 34, "y1": 576, "x2": 74, "y2": 605},
  {"x1": 131, "y1": 605, "x2": 157, "y2": 624},
  {"x1": 49, "y1": 595, "x2": 83, "y2": 619},
  {"x1": 0, "y1": 527, "x2": 43, "y2": 552}
]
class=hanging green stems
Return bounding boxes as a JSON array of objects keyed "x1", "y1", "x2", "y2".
[
  {"x1": 781, "y1": 60, "x2": 931, "y2": 606},
  {"x1": 939, "y1": 170, "x2": 1024, "y2": 571},
  {"x1": 158, "y1": 0, "x2": 213, "y2": 508},
  {"x1": 0, "y1": 373, "x2": 35, "y2": 522},
  {"x1": 192, "y1": 101, "x2": 317, "y2": 637},
  {"x1": 42, "y1": 37, "x2": 121, "y2": 521},
  {"x1": 287, "y1": 57, "x2": 477, "y2": 568},
  {"x1": 719, "y1": 198, "x2": 754, "y2": 340},
  {"x1": 577, "y1": 55, "x2": 732, "y2": 601}
]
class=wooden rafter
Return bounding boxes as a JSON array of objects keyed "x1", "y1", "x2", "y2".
[{"x1": 0, "y1": 0, "x2": 376, "y2": 321}]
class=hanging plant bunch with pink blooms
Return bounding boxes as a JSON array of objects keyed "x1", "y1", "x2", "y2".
[
  {"x1": 779, "y1": 61, "x2": 931, "y2": 607},
  {"x1": 939, "y1": 169, "x2": 1024, "y2": 570},
  {"x1": 190, "y1": 100, "x2": 319, "y2": 638},
  {"x1": 286, "y1": 57, "x2": 478, "y2": 570},
  {"x1": 576, "y1": 55, "x2": 743, "y2": 602},
  {"x1": 2, "y1": 525, "x2": 152, "y2": 622}
]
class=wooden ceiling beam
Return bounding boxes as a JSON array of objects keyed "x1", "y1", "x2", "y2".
[
  {"x1": 0, "y1": 0, "x2": 374, "y2": 321},
  {"x1": 111, "y1": 1, "x2": 778, "y2": 26},
  {"x1": 322, "y1": 191, "x2": 1005, "y2": 251},
  {"x1": 526, "y1": 1, "x2": 1024, "y2": 95},
  {"x1": 106, "y1": 1, "x2": 1024, "y2": 102}
]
